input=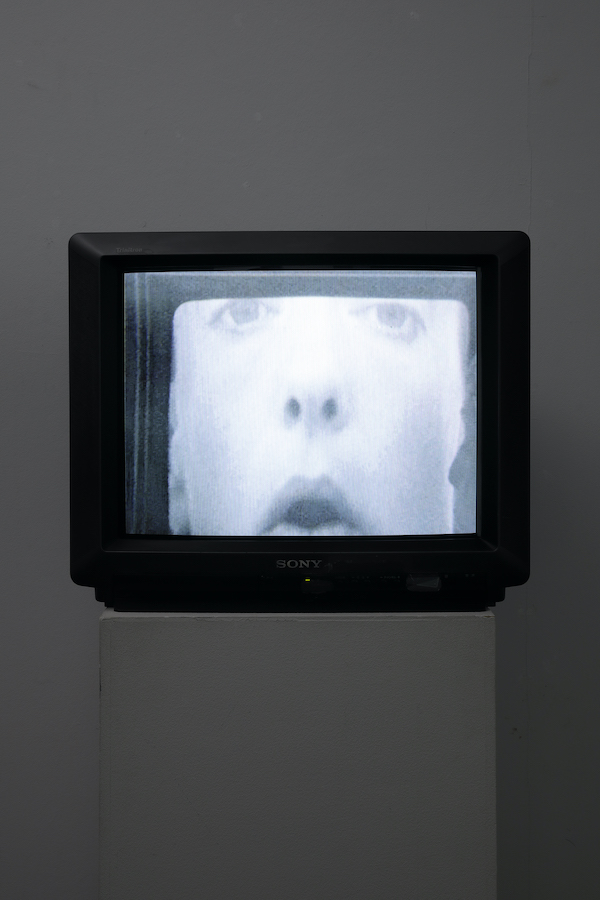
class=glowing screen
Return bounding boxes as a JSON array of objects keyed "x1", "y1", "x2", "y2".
[{"x1": 124, "y1": 271, "x2": 476, "y2": 536}]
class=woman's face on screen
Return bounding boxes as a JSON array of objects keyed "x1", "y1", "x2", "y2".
[{"x1": 168, "y1": 295, "x2": 468, "y2": 536}]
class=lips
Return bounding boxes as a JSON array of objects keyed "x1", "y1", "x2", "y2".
[{"x1": 260, "y1": 476, "x2": 362, "y2": 536}]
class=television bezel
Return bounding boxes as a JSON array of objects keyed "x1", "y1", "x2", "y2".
[{"x1": 69, "y1": 231, "x2": 529, "y2": 611}]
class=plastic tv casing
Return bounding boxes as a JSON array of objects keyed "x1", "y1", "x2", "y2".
[{"x1": 69, "y1": 231, "x2": 529, "y2": 612}]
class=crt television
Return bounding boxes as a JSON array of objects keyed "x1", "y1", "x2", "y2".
[{"x1": 69, "y1": 231, "x2": 529, "y2": 611}]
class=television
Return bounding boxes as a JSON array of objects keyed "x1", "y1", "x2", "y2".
[{"x1": 69, "y1": 231, "x2": 529, "y2": 612}]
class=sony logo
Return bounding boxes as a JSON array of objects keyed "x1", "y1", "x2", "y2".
[{"x1": 276, "y1": 559, "x2": 322, "y2": 569}]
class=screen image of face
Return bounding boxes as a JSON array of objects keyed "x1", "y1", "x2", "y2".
[{"x1": 141, "y1": 271, "x2": 477, "y2": 538}]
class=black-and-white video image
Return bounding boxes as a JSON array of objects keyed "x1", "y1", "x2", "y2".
[{"x1": 124, "y1": 271, "x2": 477, "y2": 537}]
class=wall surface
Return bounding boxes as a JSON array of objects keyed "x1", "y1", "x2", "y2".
[{"x1": 1, "y1": 1, "x2": 599, "y2": 898}]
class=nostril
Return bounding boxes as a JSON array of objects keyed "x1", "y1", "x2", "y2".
[
  {"x1": 284, "y1": 394, "x2": 345, "y2": 431},
  {"x1": 322, "y1": 397, "x2": 337, "y2": 420},
  {"x1": 285, "y1": 397, "x2": 301, "y2": 420}
]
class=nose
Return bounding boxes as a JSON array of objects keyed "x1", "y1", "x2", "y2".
[
  {"x1": 283, "y1": 390, "x2": 349, "y2": 435},
  {"x1": 278, "y1": 298, "x2": 353, "y2": 437}
]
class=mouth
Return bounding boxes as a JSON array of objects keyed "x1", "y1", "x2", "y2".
[{"x1": 260, "y1": 476, "x2": 362, "y2": 536}]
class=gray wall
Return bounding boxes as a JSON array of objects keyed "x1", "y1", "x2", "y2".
[{"x1": 1, "y1": 1, "x2": 598, "y2": 897}]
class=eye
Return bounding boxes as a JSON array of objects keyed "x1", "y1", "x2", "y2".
[
  {"x1": 358, "y1": 302, "x2": 425, "y2": 343},
  {"x1": 210, "y1": 298, "x2": 274, "y2": 332}
]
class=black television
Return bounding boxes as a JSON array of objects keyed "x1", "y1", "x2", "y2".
[{"x1": 69, "y1": 231, "x2": 529, "y2": 612}]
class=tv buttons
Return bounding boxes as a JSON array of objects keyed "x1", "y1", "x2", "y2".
[{"x1": 406, "y1": 574, "x2": 442, "y2": 592}]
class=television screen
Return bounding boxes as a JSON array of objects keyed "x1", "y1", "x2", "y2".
[
  {"x1": 70, "y1": 232, "x2": 529, "y2": 611},
  {"x1": 124, "y1": 270, "x2": 477, "y2": 540}
]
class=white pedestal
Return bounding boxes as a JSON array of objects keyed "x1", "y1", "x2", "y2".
[{"x1": 100, "y1": 611, "x2": 496, "y2": 899}]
